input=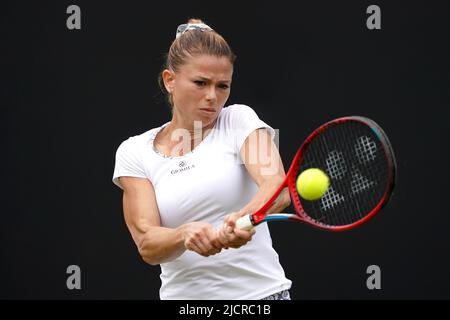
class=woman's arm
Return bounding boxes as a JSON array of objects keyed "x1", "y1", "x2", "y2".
[
  {"x1": 238, "y1": 128, "x2": 291, "y2": 215},
  {"x1": 219, "y1": 128, "x2": 291, "y2": 247},
  {"x1": 120, "y1": 177, "x2": 222, "y2": 265}
]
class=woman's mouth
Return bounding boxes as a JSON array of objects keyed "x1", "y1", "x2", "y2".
[{"x1": 199, "y1": 108, "x2": 216, "y2": 113}]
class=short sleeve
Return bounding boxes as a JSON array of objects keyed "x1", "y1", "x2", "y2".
[
  {"x1": 228, "y1": 104, "x2": 275, "y2": 154},
  {"x1": 112, "y1": 138, "x2": 147, "y2": 189}
]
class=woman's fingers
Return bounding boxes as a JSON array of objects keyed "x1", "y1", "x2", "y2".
[
  {"x1": 233, "y1": 227, "x2": 255, "y2": 239},
  {"x1": 183, "y1": 222, "x2": 223, "y2": 256}
]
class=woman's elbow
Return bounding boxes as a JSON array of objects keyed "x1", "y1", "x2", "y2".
[{"x1": 137, "y1": 238, "x2": 160, "y2": 266}]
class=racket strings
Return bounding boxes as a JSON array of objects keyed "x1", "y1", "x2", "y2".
[{"x1": 298, "y1": 121, "x2": 391, "y2": 227}]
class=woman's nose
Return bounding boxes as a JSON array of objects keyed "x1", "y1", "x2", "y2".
[{"x1": 205, "y1": 86, "x2": 217, "y2": 101}]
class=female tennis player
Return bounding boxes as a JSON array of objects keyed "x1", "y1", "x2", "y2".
[{"x1": 112, "y1": 19, "x2": 292, "y2": 300}]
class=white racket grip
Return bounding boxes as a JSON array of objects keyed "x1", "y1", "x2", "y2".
[{"x1": 236, "y1": 214, "x2": 255, "y2": 231}]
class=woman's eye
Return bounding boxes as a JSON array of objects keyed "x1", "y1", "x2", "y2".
[{"x1": 194, "y1": 81, "x2": 229, "y2": 89}]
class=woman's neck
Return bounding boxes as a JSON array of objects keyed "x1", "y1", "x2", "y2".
[
  {"x1": 166, "y1": 117, "x2": 216, "y2": 141},
  {"x1": 155, "y1": 118, "x2": 217, "y2": 156}
]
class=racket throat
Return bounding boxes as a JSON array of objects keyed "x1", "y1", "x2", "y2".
[
  {"x1": 253, "y1": 213, "x2": 294, "y2": 224},
  {"x1": 252, "y1": 212, "x2": 266, "y2": 225}
]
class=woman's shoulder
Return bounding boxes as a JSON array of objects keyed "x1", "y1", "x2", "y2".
[
  {"x1": 221, "y1": 103, "x2": 256, "y2": 115},
  {"x1": 218, "y1": 104, "x2": 261, "y2": 125},
  {"x1": 218, "y1": 104, "x2": 257, "y2": 123}
]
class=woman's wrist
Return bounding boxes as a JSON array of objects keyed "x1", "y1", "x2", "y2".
[{"x1": 176, "y1": 224, "x2": 188, "y2": 249}]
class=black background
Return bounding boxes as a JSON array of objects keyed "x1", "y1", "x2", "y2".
[{"x1": 1, "y1": 0, "x2": 449, "y2": 300}]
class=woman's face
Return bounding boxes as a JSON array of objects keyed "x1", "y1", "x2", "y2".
[{"x1": 164, "y1": 54, "x2": 233, "y2": 129}]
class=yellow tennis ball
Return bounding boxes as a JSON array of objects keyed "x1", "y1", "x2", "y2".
[{"x1": 296, "y1": 168, "x2": 330, "y2": 201}]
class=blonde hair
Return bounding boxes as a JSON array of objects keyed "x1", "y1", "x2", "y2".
[{"x1": 158, "y1": 18, "x2": 236, "y2": 107}]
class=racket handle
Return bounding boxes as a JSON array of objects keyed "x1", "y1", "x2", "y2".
[{"x1": 236, "y1": 214, "x2": 255, "y2": 231}]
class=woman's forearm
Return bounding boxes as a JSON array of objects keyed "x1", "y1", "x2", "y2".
[
  {"x1": 240, "y1": 177, "x2": 291, "y2": 216},
  {"x1": 138, "y1": 226, "x2": 187, "y2": 265}
]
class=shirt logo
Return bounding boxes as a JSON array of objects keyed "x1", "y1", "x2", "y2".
[{"x1": 171, "y1": 161, "x2": 195, "y2": 175}]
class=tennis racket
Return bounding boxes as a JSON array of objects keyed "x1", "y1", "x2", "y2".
[{"x1": 236, "y1": 116, "x2": 397, "y2": 231}]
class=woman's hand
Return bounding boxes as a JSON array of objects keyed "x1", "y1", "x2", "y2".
[
  {"x1": 181, "y1": 222, "x2": 224, "y2": 257},
  {"x1": 217, "y1": 212, "x2": 256, "y2": 249}
]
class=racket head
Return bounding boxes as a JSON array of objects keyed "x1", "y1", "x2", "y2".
[{"x1": 287, "y1": 116, "x2": 397, "y2": 231}]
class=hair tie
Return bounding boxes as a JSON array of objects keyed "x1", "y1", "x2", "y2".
[{"x1": 176, "y1": 23, "x2": 213, "y2": 39}]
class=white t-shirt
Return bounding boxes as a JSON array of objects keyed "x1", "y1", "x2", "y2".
[{"x1": 112, "y1": 104, "x2": 292, "y2": 300}]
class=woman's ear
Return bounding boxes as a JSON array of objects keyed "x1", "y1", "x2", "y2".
[{"x1": 162, "y1": 69, "x2": 175, "y2": 93}]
